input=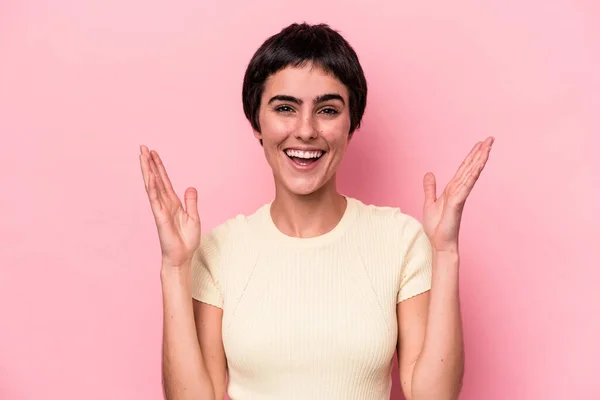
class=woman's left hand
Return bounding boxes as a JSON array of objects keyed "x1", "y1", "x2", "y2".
[{"x1": 422, "y1": 137, "x2": 494, "y2": 253}]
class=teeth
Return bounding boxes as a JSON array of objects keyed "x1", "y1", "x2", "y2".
[{"x1": 285, "y1": 149, "x2": 323, "y2": 159}]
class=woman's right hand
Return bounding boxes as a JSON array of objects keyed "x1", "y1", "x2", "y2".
[{"x1": 139, "y1": 145, "x2": 201, "y2": 269}]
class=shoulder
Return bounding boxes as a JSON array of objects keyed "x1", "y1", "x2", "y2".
[
  {"x1": 193, "y1": 204, "x2": 268, "y2": 272},
  {"x1": 201, "y1": 203, "x2": 269, "y2": 247},
  {"x1": 347, "y1": 198, "x2": 433, "y2": 301},
  {"x1": 351, "y1": 197, "x2": 425, "y2": 237}
]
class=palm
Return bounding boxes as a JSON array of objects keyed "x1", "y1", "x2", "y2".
[
  {"x1": 423, "y1": 193, "x2": 459, "y2": 248},
  {"x1": 139, "y1": 146, "x2": 201, "y2": 267},
  {"x1": 422, "y1": 137, "x2": 494, "y2": 252}
]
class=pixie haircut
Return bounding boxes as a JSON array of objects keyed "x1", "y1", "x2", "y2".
[{"x1": 242, "y1": 23, "x2": 368, "y2": 139}]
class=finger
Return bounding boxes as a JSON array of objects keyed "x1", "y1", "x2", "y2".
[
  {"x1": 143, "y1": 155, "x2": 167, "y2": 207},
  {"x1": 457, "y1": 164, "x2": 483, "y2": 202},
  {"x1": 151, "y1": 150, "x2": 176, "y2": 195},
  {"x1": 146, "y1": 151, "x2": 170, "y2": 203},
  {"x1": 463, "y1": 137, "x2": 493, "y2": 184},
  {"x1": 140, "y1": 145, "x2": 153, "y2": 189},
  {"x1": 423, "y1": 172, "x2": 437, "y2": 206},
  {"x1": 451, "y1": 141, "x2": 482, "y2": 184},
  {"x1": 140, "y1": 144, "x2": 150, "y2": 156},
  {"x1": 457, "y1": 140, "x2": 492, "y2": 199},
  {"x1": 454, "y1": 136, "x2": 495, "y2": 186},
  {"x1": 184, "y1": 187, "x2": 199, "y2": 221},
  {"x1": 147, "y1": 172, "x2": 164, "y2": 216},
  {"x1": 140, "y1": 153, "x2": 150, "y2": 189}
]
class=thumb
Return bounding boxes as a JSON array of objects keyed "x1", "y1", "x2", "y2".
[
  {"x1": 423, "y1": 172, "x2": 437, "y2": 206},
  {"x1": 184, "y1": 187, "x2": 199, "y2": 221}
]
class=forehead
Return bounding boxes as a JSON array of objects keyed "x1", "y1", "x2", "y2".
[{"x1": 262, "y1": 64, "x2": 349, "y2": 101}]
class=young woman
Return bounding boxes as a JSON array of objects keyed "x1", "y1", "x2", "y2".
[{"x1": 139, "y1": 23, "x2": 493, "y2": 400}]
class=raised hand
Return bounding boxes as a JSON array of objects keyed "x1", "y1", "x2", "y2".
[
  {"x1": 422, "y1": 137, "x2": 494, "y2": 253},
  {"x1": 139, "y1": 145, "x2": 201, "y2": 268}
]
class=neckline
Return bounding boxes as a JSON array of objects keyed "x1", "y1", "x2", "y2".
[{"x1": 261, "y1": 196, "x2": 358, "y2": 248}]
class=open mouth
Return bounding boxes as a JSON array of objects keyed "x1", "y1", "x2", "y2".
[{"x1": 284, "y1": 149, "x2": 325, "y2": 167}]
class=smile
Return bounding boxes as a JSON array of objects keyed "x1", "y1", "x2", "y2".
[{"x1": 284, "y1": 149, "x2": 325, "y2": 170}]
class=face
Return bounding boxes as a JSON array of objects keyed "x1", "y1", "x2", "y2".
[{"x1": 255, "y1": 63, "x2": 352, "y2": 196}]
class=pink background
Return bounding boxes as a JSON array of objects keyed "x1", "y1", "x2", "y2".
[{"x1": 1, "y1": 1, "x2": 598, "y2": 399}]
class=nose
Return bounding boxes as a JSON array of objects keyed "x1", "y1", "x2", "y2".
[{"x1": 295, "y1": 114, "x2": 318, "y2": 141}]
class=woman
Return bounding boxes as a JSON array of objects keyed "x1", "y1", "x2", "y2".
[{"x1": 139, "y1": 23, "x2": 493, "y2": 400}]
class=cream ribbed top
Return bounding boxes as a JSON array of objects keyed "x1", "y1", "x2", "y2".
[{"x1": 191, "y1": 197, "x2": 433, "y2": 399}]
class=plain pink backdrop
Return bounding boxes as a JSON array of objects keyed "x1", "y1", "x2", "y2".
[{"x1": 1, "y1": 0, "x2": 598, "y2": 399}]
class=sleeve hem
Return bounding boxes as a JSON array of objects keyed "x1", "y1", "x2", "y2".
[
  {"x1": 192, "y1": 293, "x2": 224, "y2": 309},
  {"x1": 397, "y1": 285, "x2": 431, "y2": 303}
]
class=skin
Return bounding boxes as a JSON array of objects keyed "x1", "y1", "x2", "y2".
[
  {"x1": 139, "y1": 62, "x2": 494, "y2": 400},
  {"x1": 399, "y1": 138, "x2": 494, "y2": 400},
  {"x1": 254, "y1": 63, "x2": 352, "y2": 238}
]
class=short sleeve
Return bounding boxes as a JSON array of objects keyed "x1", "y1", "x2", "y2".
[
  {"x1": 397, "y1": 217, "x2": 433, "y2": 303},
  {"x1": 191, "y1": 229, "x2": 224, "y2": 309}
]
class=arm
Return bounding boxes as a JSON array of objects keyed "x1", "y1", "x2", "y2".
[
  {"x1": 161, "y1": 266, "x2": 217, "y2": 400},
  {"x1": 396, "y1": 251, "x2": 464, "y2": 400},
  {"x1": 138, "y1": 145, "x2": 222, "y2": 400},
  {"x1": 398, "y1": 136, "x2": 494, "y2": 399},
  {"x1": 193, "y1": 300, "x2": 227, "y2": 399}
]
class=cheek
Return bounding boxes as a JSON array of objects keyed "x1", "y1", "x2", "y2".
[
  {"x1": 261, "y1": 116, "x2": 294, "y2": 142},
  {"x1": 320, "y1": 126, "x2": 350, "y2": 149},
  {"x1": 318, "y1": 114, "x2": 351, "y2": 141}
]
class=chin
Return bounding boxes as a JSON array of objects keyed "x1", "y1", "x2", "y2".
[{"x1": 281, "y1": 177, "x2": 326, "y2": 196}]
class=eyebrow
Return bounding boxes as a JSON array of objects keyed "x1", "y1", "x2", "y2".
[{"x1": 267, "y1": 93, "x2": 345, "y2": 106}]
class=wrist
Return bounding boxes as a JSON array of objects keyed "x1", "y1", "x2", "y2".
[
  {"x1": 432, "y1": 248, "x2": 460, "y2": 264},
  {"x1": 160, "y1": 262, "x2": 192, "y2": 281},
  {"x1": 432, "y1": 241, "x2": 459, "y2": 256},
  {"x1": 433, "y1": 247, "x2": 459, "y2": 256}
]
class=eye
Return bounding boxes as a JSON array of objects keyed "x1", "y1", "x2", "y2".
[
  {"x1": 275, "y1": 105, "x2": 294, "y2": 113},
  {"x1": 319, "y1": 107, "x2": 339, "y2": 115}
]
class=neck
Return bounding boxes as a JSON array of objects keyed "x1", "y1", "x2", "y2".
[{"x1": 270, "y1": 178, "x2": 347, "y2": 238}]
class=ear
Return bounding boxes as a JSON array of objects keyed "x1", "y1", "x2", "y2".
[{"x1": 253, "y1": 130, "x2": 264, "y2": 146}]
